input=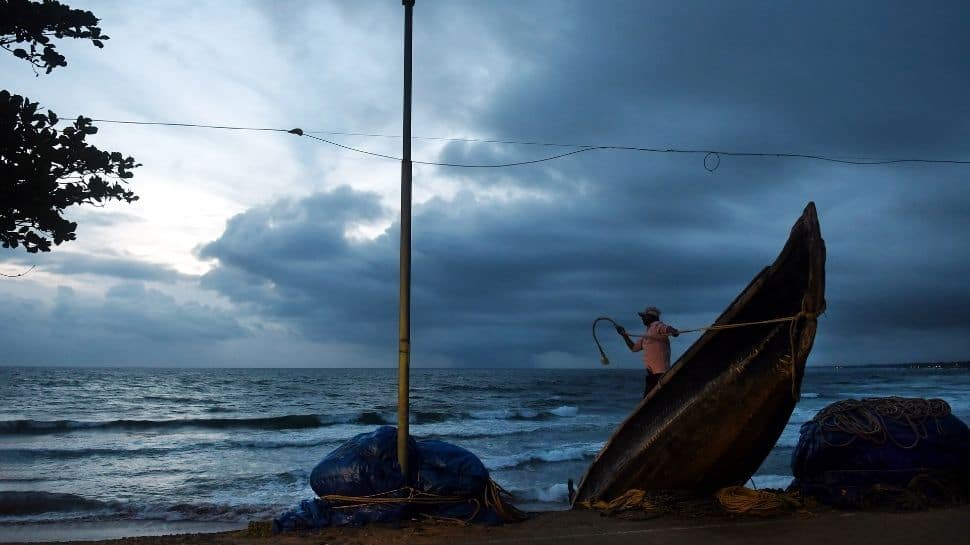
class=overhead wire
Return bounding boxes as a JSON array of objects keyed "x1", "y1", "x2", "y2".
[
  {"x1": 77, "y1": 117, "x2": 970, "y2": 170},
  {"x1": 0, "y1": 264, "x2": 36, "y2": 278}
]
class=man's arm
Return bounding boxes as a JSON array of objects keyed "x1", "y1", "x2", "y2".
[{"x1": 615, "y1": 325, "x2": 642, "y2": 351}]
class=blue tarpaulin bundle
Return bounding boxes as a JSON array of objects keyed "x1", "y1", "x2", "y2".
[
  {"x1": 791, "y1": 397, "x2": 970, "y2": 507},
  {"x1": 273, "y1": 426, "x2": 522, "y2": 532}
]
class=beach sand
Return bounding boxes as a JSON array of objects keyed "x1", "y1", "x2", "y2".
[{"x1": 3, "y1": 506, "x2": 968, "y2": 545}]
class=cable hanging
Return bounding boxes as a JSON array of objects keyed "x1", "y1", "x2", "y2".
[
  {"x1": 79, "y1": 117, "x2": 970, "y2": 171},
  {"x1": 0, "y1": 264, "x2": 36, "y2": 278}
]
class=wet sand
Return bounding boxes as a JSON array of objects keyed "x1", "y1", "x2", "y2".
[{"x1": 3, "y1": 506, "x2": 969, "y2": 545}]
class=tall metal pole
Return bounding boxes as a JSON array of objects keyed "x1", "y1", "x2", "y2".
[{"x1": 397, "y1": 0, "x2": 415, "y2": 476}]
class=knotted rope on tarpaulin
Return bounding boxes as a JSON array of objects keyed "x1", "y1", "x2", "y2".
[
  {"x1": 319, "y1": 479, "x2": 526, "y2": 524},
  {"x1": 813, "y1": 397, "x2": 952, "y2": 449}
]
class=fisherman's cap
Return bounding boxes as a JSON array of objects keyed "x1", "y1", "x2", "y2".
[{"x1": 638, "y1": 306, "x2": 661, "y2": 318}]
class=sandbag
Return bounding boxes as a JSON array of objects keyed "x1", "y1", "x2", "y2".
[
  {"x1": 790, "y1": 397, "x2": 970, "y2": 508},
  {"x1": 310, "y1": 426, "x2": 419, "y2": 498},
  {"x1": 415, "y1": 439, "x2": 490, "y2": 497},
  {"x1": 275, "y1": 426, "x2": 520, "y2": 532}
]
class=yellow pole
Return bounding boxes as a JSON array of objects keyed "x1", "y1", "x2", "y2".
[{"x1": 397, "y1": 0, "x2": 415, "y2": 476}]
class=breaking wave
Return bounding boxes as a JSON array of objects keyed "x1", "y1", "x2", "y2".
[
  {"x1": 468, "y1": 406, "x2": 579, "y2": 421},
  {"x1": 0, "y1": 491, "x2": 116, "y2": 516},
  {"x1": 0, "y1": 415, "x2": 326, "y2": 435},
  {"x1": 0, "y1": 405, "x2": 580, "y2": 437},
  {"x1": 483, "y1": 442, "x2": 603, "y2": 470}
]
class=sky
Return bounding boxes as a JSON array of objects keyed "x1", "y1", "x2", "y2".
[{"x1": 1, "y1": 0, "x2": 968, "y2": 368}]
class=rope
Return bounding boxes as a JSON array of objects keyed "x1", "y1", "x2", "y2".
[
  {"x1": 578, "y1": 489, "x2": 712, "y2": 516},
  {"x1": 594, "y1": 307, "x2": 822, "y2": 402},
  {"x1": 813, "y1": 397, "x2": 951, "y2": 449},
  {"x1": 485, "y1": 479, "x2": 527, "y2": 522},
  {"x1": 319, "y1": 479, "x2": 525, "y2": 523},
  {"x1": 321, "y1": 486, "x2": 466, "y2": 508},
  {"x1": 580, "y1": 487, "x2": 804, "y2": 517},
  {"x1": 715, "y1": 486, "x2": 803, "y2": 516},
  {"x1": 592, "y1": 311, "x2": 814, "y2": 366},
  {"x1": 678, "y1": 315, "x2": 806, "y2": 334}
]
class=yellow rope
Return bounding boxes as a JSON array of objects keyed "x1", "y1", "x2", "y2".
[
  {"x1": 677, "y1": 314, "x2": 807, "y2": 335},
  {"x1": 578, "y1": 489, "x2": 703, "y2": 515},
  {"x1": 715, "y1": 486, "x2": 803, "y2": 515},
  {"x1": 484, "y1": 479, "x2": 527, "y2": 522},
  {"x1": 580, "y1": 487, "x2": 805, "y2": 517}
]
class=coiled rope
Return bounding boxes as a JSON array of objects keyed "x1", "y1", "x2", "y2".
[
  {"x1": 715, "y1": 486, "x2": 804, "y2": 516},
  {"x1": 813, "y1": 397, "x2": 951, "y2": 449}
]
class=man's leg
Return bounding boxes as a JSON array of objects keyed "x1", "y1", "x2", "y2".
[{"x1": 643, "y1": 372, "x2": 663, "y2": 398}]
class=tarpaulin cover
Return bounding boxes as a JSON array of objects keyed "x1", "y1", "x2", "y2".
[
  {"x1": 273, "y1": 426, "x2": 507, "y2": 532},
  {"x1": 790, "y1": 398, "x2": 970, "y2": 507}
]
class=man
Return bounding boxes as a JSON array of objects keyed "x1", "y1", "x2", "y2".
[{"x1": 616, "y1": 306, "x2": 679, "y2": 397}]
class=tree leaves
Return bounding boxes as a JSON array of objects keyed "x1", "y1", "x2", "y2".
[
  {"x1": 0, "y1": 0, "x2": 109, "y2": 72},
  {"x1": 1, "y1": 93, "x2": 140, "y2": 253},
  {"x1": 1, "y1": 1, "x2": 138, "y2": 253}
]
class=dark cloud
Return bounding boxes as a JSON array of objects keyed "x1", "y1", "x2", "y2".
[
  {"x1": 4, "y1": 1, "x2": 968, "y2": 368},
  {"x1": 196, "y1": 1, "x2": 970, "y2": 367},
  {"x1": 199, "y1": 185, "x2": 811, "y2": 367},
  {"x1": 0, "y1": 252, "x2": 194, "y2": 283},
  {"x1": 0, "y1": 283, "x2": 246, "y2": 366}
]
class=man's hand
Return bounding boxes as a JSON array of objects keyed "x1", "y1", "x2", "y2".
[{"x1": 669, "y1": 327, "x2": 680, "y2": 337}]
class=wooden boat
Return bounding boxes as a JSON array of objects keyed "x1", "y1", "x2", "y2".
[{"x1": 572, "y1": 202, "x2": 826, "y2": 505}]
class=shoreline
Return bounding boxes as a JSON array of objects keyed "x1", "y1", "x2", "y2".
[{"x1": 2, "y1": 506, "x2": 969, "y2": 545}]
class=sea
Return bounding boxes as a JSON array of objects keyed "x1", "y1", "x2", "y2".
[{"x1": 1, "y1": 365, "x2": 969, "y2": 541}]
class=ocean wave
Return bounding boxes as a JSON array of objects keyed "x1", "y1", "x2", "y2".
[
  {"x1": 483, "y1": 442, "x2": 603, "y2": 470},
  {"x1": 0, "y1": 491, "x2": 280, "y2": 524},
  {"x1": 468, "y1": 406, "x2": 579, "y2": 421},
  {"x1": 0, "y1": 414, "x2": 327, "y2": 435},
  {"x1": 141, "y1": 395, "x2": 214, "y2": 404},
  {"x1": 0, "y1": 491, "x2": 116, "y2": 516},
  {"x1": 510, "y1": 483, "x2": 570, "y2": 504},
  {"x1": 0, "y1": 403, "x2": 583, "y2": 437},
  {"x1": 0, "y1": 446, "x2": 184, "y2": 461},
  {"x1": 178, "y1": 470, "x2": 309, "y2": 495},
  {"x1": 549, "y1": 406, "x2": 579, "y2": 417},
  {"x1": 352, "y1": 411, "x2": 394, "y2": 426}
]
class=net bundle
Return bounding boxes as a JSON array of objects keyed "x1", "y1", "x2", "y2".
[{"x1": 813, "y1": 397, "x2": 952, "y2": 449}]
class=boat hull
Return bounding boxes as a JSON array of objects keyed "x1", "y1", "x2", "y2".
[{"x1": 572, "y1": 202, "x2": 826, "y2": 505}]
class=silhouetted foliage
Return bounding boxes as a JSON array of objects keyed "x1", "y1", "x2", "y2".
[
  {"x1": 0, "y1": 0, "x2": 106, "y2": 74},
  {"x1": 1, "y1": 0, "x2": 139, "y2": 253},
  {"x1": 1, "y1": 92, "x2": 138, "y2": 252}
]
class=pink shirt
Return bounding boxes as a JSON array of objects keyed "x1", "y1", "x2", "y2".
[{"x1": 632, "y1": 321, "x2": 674, "y2": 374}]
